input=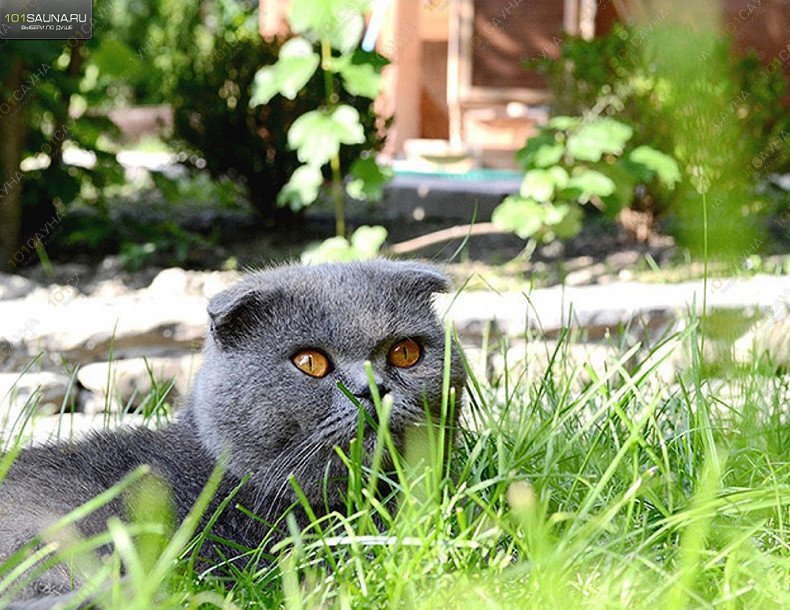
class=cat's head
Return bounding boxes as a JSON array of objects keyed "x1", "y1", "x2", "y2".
[{"x1": 189, "y1": 260, "x2": 465, "y2": 508}]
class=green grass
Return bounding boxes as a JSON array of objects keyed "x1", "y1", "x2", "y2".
[{"x1": 1, "y1": 314, "x2": 789, "y2": 609}]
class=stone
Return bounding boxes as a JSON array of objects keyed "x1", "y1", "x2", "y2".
[
  {"x1": 147, "y1": 267, "x2": 190, "y2": 297},
  {"x1": 0, "y1": 292, "x2": 209, "y2": 366},
  {"x1": 702, "y1": 375, "x2": 790, "y2": 425},
  {"x1": 485, "y1": 341, "x2": 619, "y2": 385},
  {"x1": 0, "y1": 372, "x2": 74, "y2": 429},
  {"x1": 440, "y1": 274, "x2": 790, "y2": 342},
  {"x1": 0, "y1": 273, "x2": 37, "y2": 300},
  {"x1": 16, "y1": 263, "x2": 88, "y2": 294},
  {"x1": 564, "y1": 264, "x2": 605, "y2": 286},
  {"x1": 734, "y1": 313, "x2": 790, "y2": 369},
  {"x1": 146, "y1": 267, "x2": 239, "y2": 299},
  {"x1": 639, "y1": 332, "x2": 721, "y2": 383},
  {"x1": 77, "y1": 354, "x2": 203, "y2": 412}
]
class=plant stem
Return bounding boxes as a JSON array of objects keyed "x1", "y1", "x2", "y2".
[
  {"x1": 331, "y1": 153, "x2": 345, "y2": 238},
  {"x1": 701, "y1": 190, "x2": 709, "y2": 364},
  {"x1": 320, "y1": 39, "x2": 333, "y2": 99},
  {"x1": 320, "y1": 38, "x2": 346, "y2": 238}
]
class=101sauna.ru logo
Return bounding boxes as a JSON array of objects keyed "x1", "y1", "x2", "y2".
[{"x1": 3, "y1": 10, "x2": 86, "y2": 29}]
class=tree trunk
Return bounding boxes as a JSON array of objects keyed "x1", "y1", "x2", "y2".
[{"x1": 0, "y1": 59, "x2": 27, "y2": 273}]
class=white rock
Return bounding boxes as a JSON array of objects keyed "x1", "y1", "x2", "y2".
[
  {"x1": 200, "y1": 271, "x2": 240, "y2": 299},
  {"x1": 0, "y1": 292, "x2": 209, "y2": 365},
  {"x1": 77, "y1": 354, "x2": 203, "y2": 411},
  {"x1": 734, "y1": 314, "x2": 790, "y2": 368},
  {"x1": 147, "y1": 268, "x2": 190, "y2": 297},
  {"x1": 486, "y1": 341, "x2": 619, "y2": 384},
  {"x1": 440, "y1": 274, "x2": 790, "y2": 340},
  {"x1": 0, "y1": 372, "x2": 74, "y2": 427},
  {"x1": 0, "y1": 273, "x2": 37, "y2": 300},
  {"x1": 147, "y1": 268, "x2": 239, "y2": 299}
]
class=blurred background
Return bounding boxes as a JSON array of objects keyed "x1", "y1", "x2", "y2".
[
  {"x1": 0, "y1": 0, "x2": 788, "y2": 277},
  {"x1": 0, "y1": 0, "x2": 789, "y2": 437}
]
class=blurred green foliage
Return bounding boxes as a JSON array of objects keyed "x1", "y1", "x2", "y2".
[
  {"x1": 1, "y1": 0, "x2": 387, "y2": 269},
  {"x1": 245, "y1": 0, "x2": 389, "y2": 257},
  {"x1": 529, "y1": 20, "x2": 790, "y2": 256},
  {"x1": 531, "y1": 22, "x2": 790, "y2": 177},
  {"x1": 0, "y1": 35, "x2": 125, "y2": 241},
  {"x1": 300, "y1": 225, "x2": 388, "y2": 264},
  {"x1": 60, "y1": 172, "x2": 253, "y2": 269},
  {"x1": 248, "y1": 0, "x2": 390, "y2": 248},
  {"x1": 494, "y1": 116, "x2": 680, "y2": 243},
  {"x1": 167, "y1": 0, "x2": 386, "y2": 216}
]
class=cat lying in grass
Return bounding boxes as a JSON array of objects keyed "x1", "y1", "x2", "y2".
[{"x1": 0, "y1": 260, "x2": 465, "y2": 607}]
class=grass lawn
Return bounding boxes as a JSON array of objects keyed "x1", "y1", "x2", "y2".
[{"x1": 1, "y1": 316, "x2": 789, "y2": 609}]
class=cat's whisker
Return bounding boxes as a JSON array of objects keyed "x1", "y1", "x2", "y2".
[
  {"x1": 263, "y1": 441, "x2": 326, "y2": 523},
  {"x1": 245, "y1": 435, "x2": 320, "y2": 535}
]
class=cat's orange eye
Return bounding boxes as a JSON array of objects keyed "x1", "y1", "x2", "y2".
[
  {"x1": 388, "y1": 338, "x2": 422, "y2": 369},
  {"x1": 292, "y1": 350, "x2": 332, "y2": 378}
]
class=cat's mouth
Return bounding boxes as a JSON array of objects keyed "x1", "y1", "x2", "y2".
[{"x1": 347, "y1": 395, "x2": 423, "y2": 451}]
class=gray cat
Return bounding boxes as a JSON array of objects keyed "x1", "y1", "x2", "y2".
[{"x1": 0, "y1": 260, "x2": 465, "y2": 606}]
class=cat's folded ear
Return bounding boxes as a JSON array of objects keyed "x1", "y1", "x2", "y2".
[
  {"x1": 387, "y1": 261, "x2": 452, "y2": 294},
  {"x1": 207, "y1": 284, "x2": 279, "y2": 348}
]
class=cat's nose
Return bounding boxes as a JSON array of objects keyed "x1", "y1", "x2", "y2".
[
  {"x1": 344, "y1": 366, "x2": 388, "y2": 401},
  {"x1": 352, "y1": 384, "x2": 390, "y2": 401}
]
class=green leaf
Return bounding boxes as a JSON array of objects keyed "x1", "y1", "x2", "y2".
[
  {"x1": 277, "y1": 164, "x2": 324, "y2": 210},
  {"x1": 249, "y1": 38, "x2": 320, "y2": 106},
  {"x1": 566, "y1": 118, "x2": 633, "y2": 162},
  {"x1": 597, "y1": 161, "x2": 637, "y2": 215},
  {"x1": 515, "y1": 134, "x2": 564, "y2": 169},
  {"x1": 533, "y1": 143, "x2": 565, "y2": 168},
  {"x1": 547, "y1": 116, "x2": 581, "y2": 131},
  {"x1": 546, "y1": 166, "x2": 570, "y2": 189},
  {"x1": 42, "y1": 166, "x2": 81, "y2": 205},
  {"x1": 338, "y1": 62, "x2": 381, "y2": 99},
  {"x1": 277, "y1": 38, "x2": 321, "y2": 98},
  {"x1": 249, "y1": 67, "x2": 279, "y2": 107},
  {"x1": 519, "y1": 169, "x2": 556, "y2": 201},
  {"x1": 547, "y1": 204, "x2": 583, "y2": 239},
  {"x1": 349, "y1": 225, "x2": 388, "y2": 258},
  {"x1": 301, "y1": 236, "x2": 354, "y2": 264},
  {"x1": 346, "y1": 157, "x2": 393, "y2": 201},
  {"x1": 289, "y1": 0, "x2": 366, "y2": 53},
  {"x1": 492, "y1": 196, "x2": 545, "y2": 239},
  {"x1": 629, "y1": 145, "x2": 682, "y2": 189},
  {"x1": 288, "y1": 105, "x2": 365, "y2": 167},
  {"x1": 90, "y1": 39, "x2": 142, "y2": 79},
  {"x1": 566, "y1": 169, "x2": 617, "y2": 200},
  {"x1": 352, "y1": 48, "x2": 390, "y2": 70}
]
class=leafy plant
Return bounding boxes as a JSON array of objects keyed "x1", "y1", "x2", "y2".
[
  {"x1": 493, "y1": 116, "x2": 680, "y2": 243},
  {"x1": 529, "y1": 22, "x2": 790, "y2": 242},
  {"x1": 249, "y1": 0, "x2": 391, "y2": 241},
  {"x1": 165, "y1": 0, "x2": 384, "y2": 219}
]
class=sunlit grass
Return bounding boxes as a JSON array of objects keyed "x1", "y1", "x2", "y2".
[{"x1": 1, "y1": 309, "x2": 788, "y2": 609}]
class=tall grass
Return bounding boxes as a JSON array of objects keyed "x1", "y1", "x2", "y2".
[{"x1": 1, "y1": 312, "x2": 788, "y2": 609}]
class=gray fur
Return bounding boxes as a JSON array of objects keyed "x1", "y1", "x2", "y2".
[{"x1": 0, "y1": 260, "x2": 465, "y2": 605}]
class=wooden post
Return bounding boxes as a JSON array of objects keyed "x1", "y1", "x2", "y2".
[
  {"x1": 383, "y1": 0, "x2": 422, "y2": 156},
  {"x1": 259, "y1": 0, "x2": 289, "y2": 39}
]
